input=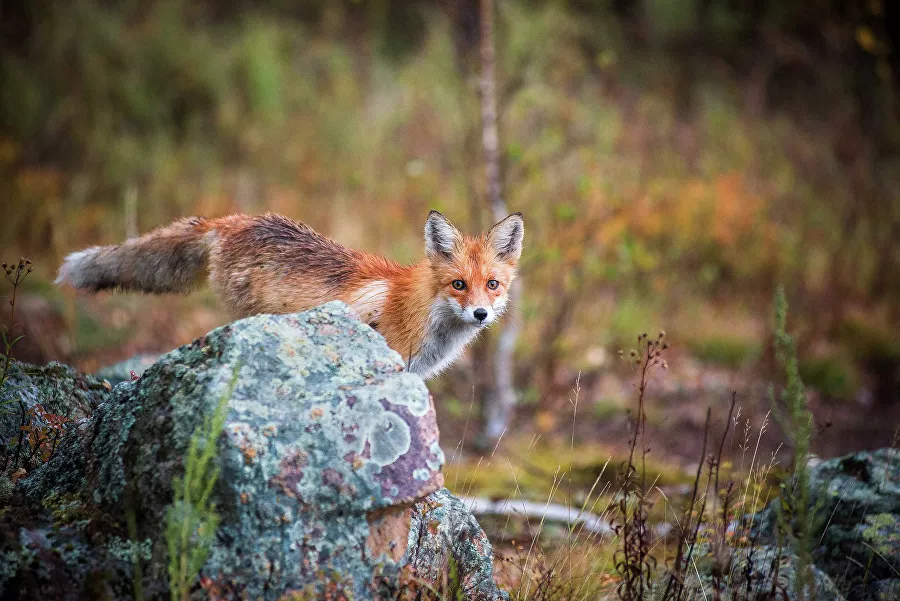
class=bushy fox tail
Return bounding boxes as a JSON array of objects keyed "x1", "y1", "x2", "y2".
[{"x1": 56, "y1": 217, "x2": 215, "y2": 293}]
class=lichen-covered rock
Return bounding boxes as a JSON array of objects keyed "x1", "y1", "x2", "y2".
[
  {"x1": 0, "y1": 361, "x2": 109, "y2": 473},
  {"x1": 0, "y1": 361, "x2": 108, "y2": 436},
  {"x1": 1, "y1": 302, "x2": 506, "y2": 600},
  {"x1": 402, "y1": 488, "x2": 507, "y2": 599},
  {"x1": 691, "y1": 544, "x2": 847, "y2": 601},
  {"x1": 758, "y1": 546, "x2": 847, "y2": 601},
  {"x1": 755, "y1": 448, "x2": 900, "y2": 601}
]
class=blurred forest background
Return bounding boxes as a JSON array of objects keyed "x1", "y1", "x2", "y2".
[{"x1": 1, "y1": 0, "x2": 899, "y2": 504}]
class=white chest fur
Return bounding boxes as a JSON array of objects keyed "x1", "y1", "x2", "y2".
[{"x1": 408, "y1": 301, "x2": 482, "y2": 379}]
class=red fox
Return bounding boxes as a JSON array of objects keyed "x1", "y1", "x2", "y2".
[{"x1": 57, "y1": 211, "x2": 524, "y2": 379}]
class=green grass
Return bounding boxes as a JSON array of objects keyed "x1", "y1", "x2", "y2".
[
  {"x1": 444, "y1": 435, "x2": 694, "y2": 504},
  {"x1": 165, "y1": 365, "x2": 238, "y2": 601},
  {"x1": 689, "y1": 335, "x2": 761, "y2": 368}
]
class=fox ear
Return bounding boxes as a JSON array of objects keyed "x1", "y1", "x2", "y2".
[
  {"x1": 425, "y1": 210, "x2": 462, "y2": 261},
  {"x1": 488, "y1": 212, "x2": 524, "y2": 262}
]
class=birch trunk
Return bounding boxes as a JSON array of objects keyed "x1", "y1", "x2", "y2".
[{"x1": 479, "y1": 0, "x2": 519, "y2": 440}]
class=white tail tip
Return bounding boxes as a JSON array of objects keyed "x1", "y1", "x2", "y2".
[{"x1": 55, "y1": 248, "x2": 100, "y2": 288}]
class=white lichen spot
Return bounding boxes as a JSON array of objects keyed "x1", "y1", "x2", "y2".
[
  {"x1": 345, "y1": 398, "x2": 411, "y2": 467},
  {"x1": 367, "y1": 375, "x2": 430, "y2": 417},
  {"x1": 426, "y1": 441, "x2": 445, "y2": 471},
  {"x1": 413, "y1": 468, "x2": 431, "y2": 481}
]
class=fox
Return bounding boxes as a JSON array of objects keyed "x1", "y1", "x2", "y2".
[{"x1": 56, "y1": 210, "x2": 524, "y2": 379}]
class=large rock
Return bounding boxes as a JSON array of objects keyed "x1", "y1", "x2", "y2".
[
  {"x1": 0, "y1": 361, "x2": 109, "y2": 473},
  {"x1": 756, "y1": 449, "x2": 900, "y2": 601},
  {"x1": 1, "y1": 302, "x2": 506, "y2": 600},
  {"x1": 690, "y1": 544, "x2": 847, "y2": 601}
]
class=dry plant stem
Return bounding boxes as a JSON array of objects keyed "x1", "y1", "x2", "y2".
[
  {"x1": 684, "y1": 408, "x2": 713, "y2": 597},
  {"x1": 637, "y1": 345, "x2": 650, "y2": 601},
  {"x1": 9, "y1": 402, "x2": 28, "y2": 472},
  {"x1": 2, "y1": 259, "x2": 33, "y2": 473},
  {"x1": 1, "y1": 259, "x2": 31, "y2": 384},
  {"x1": 567, "y1": 372, "x2": 581, "y2": 581},
  {"x1": 706, "y1": 394, "x2": 737, "y2": 601},
  {"x1": 614, "y1": 333, "x2": 667, "y2": 601},
  {"x1": 1, "y1": 278, "x2": 18, "y2": 381},
  {"x1": 714, "y1": 393, "x2": 738, "y2": 509},
  {"x1": 662, "y1": 408, "x2": 711, "y2": 601}
]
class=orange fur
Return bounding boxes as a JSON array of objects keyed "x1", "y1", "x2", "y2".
[{"x1": 57, "y1": 211, "x2": 524, "y2": 378}]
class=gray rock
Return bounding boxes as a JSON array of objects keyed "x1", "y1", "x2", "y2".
[
  {"x1": 1, "y1": 302, "x2": 506, "y2": 600},
  {"x1": 751, "y1": 546, "x2": 846, "y2": 601},
  {"x1": 756, "y1": 448, "x2": 900, "y2": 601},
  {"x1": 868, "y1": 579, "x2": 900, "y2": 601},
  {"x1": 688, "y1": 543, "x2": 846, "y2": 600},
  {"x1": 0, "y1": 361, "x2": 109, "y2": 473},
  {"x1": 401, "y1": 488, "x2": 507, "y2": 600}
]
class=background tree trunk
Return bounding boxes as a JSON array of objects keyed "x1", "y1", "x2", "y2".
[{"x1": 477, "y1": 0, "x2": 519, "y2": 443}]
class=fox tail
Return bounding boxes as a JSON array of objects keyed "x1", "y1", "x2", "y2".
[{"x1": 56, "y1": 217, "x2": 214, "y2": 293}]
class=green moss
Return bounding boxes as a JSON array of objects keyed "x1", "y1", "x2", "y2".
[
  {"x1": 862, "y1": 513, "x2": 899, "y2": 558},
  {"x1": 42, "y1": 491, "x2": 90, "y2": 525},
  {"x1": 106, "y1": 536, "x2": 152, "y2": 564},
  {"x1": 446, "y1": 436, "x2": 694, "y2": 502}
]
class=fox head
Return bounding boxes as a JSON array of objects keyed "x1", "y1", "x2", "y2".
[{"x1": 424, "y1": 210, "x2": 524, "y2": 328}]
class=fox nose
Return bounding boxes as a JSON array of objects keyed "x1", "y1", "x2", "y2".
[{"x1": 473, "y1": 308, "x2": 488, "y2": 322}]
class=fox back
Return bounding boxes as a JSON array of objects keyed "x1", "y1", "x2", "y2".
[{"x1": 57, "y1": 211, "x2": 524, "y2": 379}]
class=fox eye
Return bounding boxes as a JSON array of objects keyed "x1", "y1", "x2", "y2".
[
  {"x1": 487, "y1": 279, "x2": 499, "y2": 290},
  {"x1": 451, "y1": 279, "x2": 466, "y2": 291}
]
